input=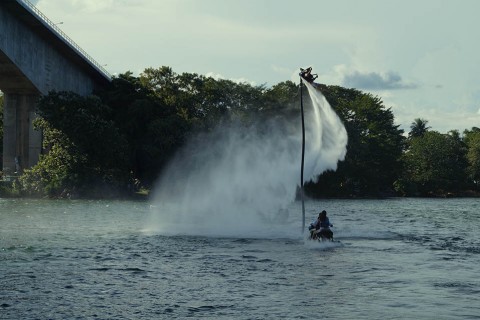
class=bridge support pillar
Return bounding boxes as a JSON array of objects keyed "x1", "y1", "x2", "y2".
[{"x1": 2, "y1": 93, "x2": 42, "y2": 178}]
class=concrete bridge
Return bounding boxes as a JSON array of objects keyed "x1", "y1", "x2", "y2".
[{"x1": 0, "y1": 0, "x2": 111, "y2": 177}]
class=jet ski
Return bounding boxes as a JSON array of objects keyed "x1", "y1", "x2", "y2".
[{"x1": 308, "y1": 225, "x2": 334, "y2": 242}]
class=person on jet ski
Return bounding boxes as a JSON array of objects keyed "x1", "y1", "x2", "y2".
[
  {"x1": 309, "y1": 210, "x2": 333, "y2": 240},
  {"x1": 318, "y1": 210, "x2": 334, "y2": 240}
]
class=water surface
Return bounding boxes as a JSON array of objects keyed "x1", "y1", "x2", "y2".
[{"x1": 1, "y1": 198, "x2": 479, "y2": 319}]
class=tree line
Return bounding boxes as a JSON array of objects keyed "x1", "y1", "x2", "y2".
[{"x1": 0, "y1": 66, "x2": 479, "y2": 198}]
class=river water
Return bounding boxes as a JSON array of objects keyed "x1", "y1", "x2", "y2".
[{"x1": 1, "y1": 198, "x2": 479, "y2": 319}]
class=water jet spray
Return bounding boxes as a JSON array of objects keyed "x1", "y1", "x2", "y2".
[{"x1": 149, "y1": 69, "x2": 347, "y2": 238}]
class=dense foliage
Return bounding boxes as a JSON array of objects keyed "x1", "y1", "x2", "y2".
[
  {"x1": 398, "y1": 130, "x2": 468, "y2": 196},
  {"x1": 16, "y1": 92, "x2": 130, "y2": 198},
  {"x1": 11, "y1": 67, "x2": 300, "y2": 197},
  {"x1": 1, "y1": 66, "x2": 479, "y2": 198},
  {"x1": 463, "y1": 128, "x2": 480, "y2": 189}
]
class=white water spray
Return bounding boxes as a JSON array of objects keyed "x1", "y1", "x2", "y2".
[{"x1": 148, "y1": 79, "x2": 347, "y2": 238}]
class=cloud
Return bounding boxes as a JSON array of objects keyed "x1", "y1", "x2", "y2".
[
  {"x1": 271, "y1": 65, "x2": 293, "y2": 76},
  {"x1": 70, "y1": 0, "x2": 114, "y2": 12},
  {"x1": 205, "y1": 72, "x2": 256, "y2": 86},
  {"x1": 342, "y1": 70, "x2": 418, "y2": 90},
  {"x1": 36, "y1": 0, "x2": 148, "y2": 14}
]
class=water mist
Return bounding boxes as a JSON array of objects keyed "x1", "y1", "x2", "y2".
[{"x1": 148, "y1": 79, "x2": 348, "y2": 238}]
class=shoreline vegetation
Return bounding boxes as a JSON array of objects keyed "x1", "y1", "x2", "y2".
[
  {"x1": 1, "y1": 66, "x2": 479, "y2": 200},
  {"x1": 1, "y1": 178, "x2": 479, "y2": 200}
]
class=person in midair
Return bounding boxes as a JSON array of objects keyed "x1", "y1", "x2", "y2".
[{"x1": 300, "y1": 67, "x2": 318, "y2": 83}]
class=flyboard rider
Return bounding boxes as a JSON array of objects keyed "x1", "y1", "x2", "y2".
[{"x1": 300, "y1": 67, "x2": 318, "y2": 83}]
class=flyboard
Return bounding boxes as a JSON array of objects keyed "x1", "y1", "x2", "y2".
[
  {"x1": 299, "y1": 66, "x2": 342, "y2": 248},
  {"x1": 299, "y1": 67, "x2": 318, "y2": 84}
]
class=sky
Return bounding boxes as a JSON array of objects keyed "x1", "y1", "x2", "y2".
[{"x1": 30, "y1": 0, "x2": 480, "y2": 133}]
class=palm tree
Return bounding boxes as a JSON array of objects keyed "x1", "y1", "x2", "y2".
[{"x1": 408, "y1": 118, "x2": 430, "y2": 139}]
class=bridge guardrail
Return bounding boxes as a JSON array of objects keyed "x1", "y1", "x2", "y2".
[{"x1": 18, "y1": 0, "x2": 112, "y2": 80}]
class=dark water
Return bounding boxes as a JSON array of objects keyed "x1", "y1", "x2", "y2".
[{"x1": 1, "y1": 198, "x2": 479, "y2": 319}]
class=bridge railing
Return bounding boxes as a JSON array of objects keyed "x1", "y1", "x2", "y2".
[{"x1": 17, "y1": 0, "x2": 112, "y2": 80}]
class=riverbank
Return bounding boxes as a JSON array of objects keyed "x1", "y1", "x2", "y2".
[
  {"x1": 2, "y1": 181, "x2": 479, "y2": 201},
  {"x1": 0, "y1": 180, "x2": 149, "y2": 200}
]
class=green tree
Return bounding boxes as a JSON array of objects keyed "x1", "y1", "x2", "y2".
[
  {"x1": 101, "y1": 68, "x2": 257, "y2": 185},
  {"x1": 402, "y1": 130, "x2": 468, "y2": 195},
  {"x1": 408, "y1": 118, "x2": 430, "y2": 139},
  {"x1": 16, "y1": 119, "x2": 84, "y2": 197},
  {"x1": 37, "y1": 91, "x2": 127, "y2": 172},
  {"x1": 16, "y1": 65, "x2": 480, "y2": 199},
  {"x1": 260, "y1": 81, "x2": 300, "y2": 122},
  {"x1": 139, "y1": 66, "x2": 271, "y2": 128},
  {"x1": 17, "y1": 91, "x2": 129, "y2": 197},
  {"x1": 127, "y1": 67, "x2": 286, "y2": 184},
  {"x1": 463, "y1": 127, "x2": 480, "y2": 190},
  {"x1": 98, "y1": 71, "x2": 188, "y2": 185}
]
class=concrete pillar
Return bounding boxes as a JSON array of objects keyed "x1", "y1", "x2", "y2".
[
  {"x1": 2, "y1": 93, "x2": 41, "y2": 177},
  {"x1": 2, "y1": 94, "x2": 17, "y2": 176}
]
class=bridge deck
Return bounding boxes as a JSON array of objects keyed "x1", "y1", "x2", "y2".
[{"x1": 1, "y1": 0, "x2": 111, "y2": 88}]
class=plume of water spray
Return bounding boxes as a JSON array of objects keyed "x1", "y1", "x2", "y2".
[
  {"x1": 303, "y1": 81, "x2": 348, "y2": 176},
  {"x1": 148, "y1": 79, "x2": 347, "y2": 238}
]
